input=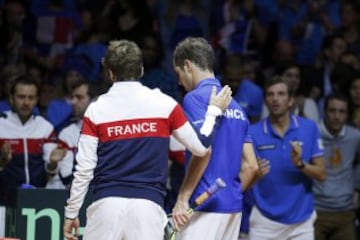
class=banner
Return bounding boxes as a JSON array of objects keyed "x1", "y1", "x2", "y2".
[{"x1": 6, "y1": 188, "x2": 92, "y2": 240}]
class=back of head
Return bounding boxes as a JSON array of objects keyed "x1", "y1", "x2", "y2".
[
  {"x1": 102, "y1": 40, "x2": 143, "y2": 81},
  {"x1": 173, "y1": 37, "x2": 214, "y2": 71}
]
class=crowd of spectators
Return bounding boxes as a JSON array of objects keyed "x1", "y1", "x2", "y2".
[
  {"x1": 1, "y1": 0, "x2": 360, "y2": 239},
  {"x1": 0, "y1": 0, "x2": 359, "y2": 126}
]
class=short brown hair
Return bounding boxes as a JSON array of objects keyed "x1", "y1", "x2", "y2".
[
  {"x1": 102, "y1": 40, "x2": 143, "y2": 81},
  {"x1": 11, "y1": 75, "x2": 39, "y2": 96},
  {"x1": 173, "y1": 37, "x2": 214, "y2": 72},
  {"x1": 265, "y1": 76, "x2": 294, "y2": 97}
]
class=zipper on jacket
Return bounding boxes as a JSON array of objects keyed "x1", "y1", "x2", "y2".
[{"x1": 23, "y1": 138, "x2": 30, "y2": 184}]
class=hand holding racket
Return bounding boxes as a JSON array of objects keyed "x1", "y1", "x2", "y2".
[{"x1": 164, "y1": 178, "x2": 226, "y2": 240}]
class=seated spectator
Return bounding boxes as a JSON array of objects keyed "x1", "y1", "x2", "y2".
[
  {"x1": 46, "y1": 80, "x2": 101, "y2": 189},
  {"x1": 0, "y1": 76, "x2": 57, "y2": 204},
  {"x1": 314, "y1": 93, "x2": 360, "y2": 240}
]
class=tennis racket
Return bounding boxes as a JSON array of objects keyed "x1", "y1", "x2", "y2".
[{"x1": 164, "y1": 178, "x2": 226, "y2": 240}]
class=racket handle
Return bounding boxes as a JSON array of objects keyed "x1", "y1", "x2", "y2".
[
  {"x1": 164, "y1": 221, "x2": 176, "y2": 240},
  {"x1": 164, "y1": 178, "x2": 226, "y2": 239},
  {"x1": 190, "y1": 178, "x2": 226, "y2": 208},
  {"x1": 167, "y1": 178, "x2": 226, "y2": 217}
]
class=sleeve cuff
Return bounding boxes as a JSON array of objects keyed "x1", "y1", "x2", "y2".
[
  {"x1": 200, "y1": 106, "x2": 222, "y2": 137},
  {"x1": 65, "y1": 207, "x2": 79, "y2": 219},
  {"x1": 207, "y1": 105, "x2": 223, "y2": 117}
]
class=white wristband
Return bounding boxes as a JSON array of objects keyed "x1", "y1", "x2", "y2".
[
  {"x1": 200, "y1": 105, "x2": 222, "y2": 137},
  {"x1": 207, "y1": 105, "x2": 222, "y2": 117}
]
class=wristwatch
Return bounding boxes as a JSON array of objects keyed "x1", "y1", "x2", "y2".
[{"x1": 296, "y1": 160, "x2": 305, "y2": 169}]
